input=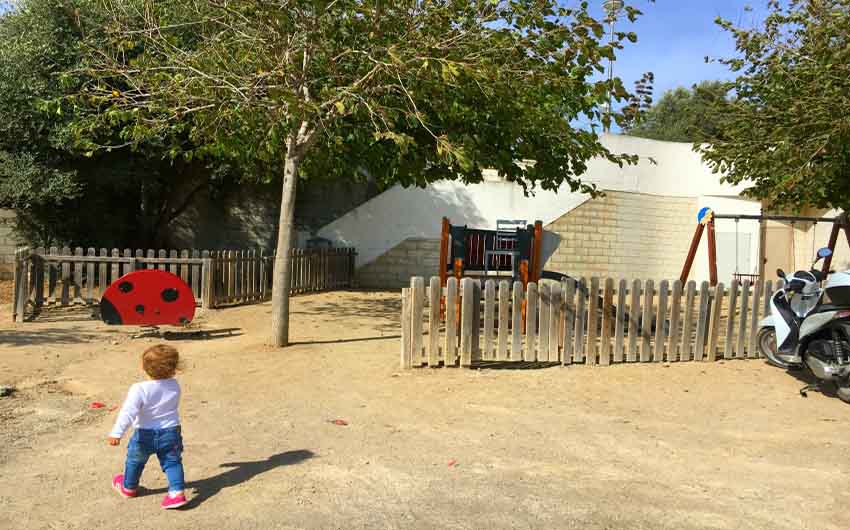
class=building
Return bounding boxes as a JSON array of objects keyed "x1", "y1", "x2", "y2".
[{"x1": 318, "y1": 134, "x2": 849, "y2": 288}]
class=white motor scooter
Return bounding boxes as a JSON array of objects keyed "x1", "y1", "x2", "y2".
[{"x1": 757, "y1": 248, "x2": 850, "y2": 402}]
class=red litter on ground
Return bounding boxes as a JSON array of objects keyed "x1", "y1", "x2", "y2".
[
  {"x1": 90, "y1": 402, "x2": 106, "y2": 409},
  {"x1": 330, "y1": 419, "x2": 348, "y2": 426},
  {"x1": 448, "y1": 459, "x2": 458, "y2": 467}
]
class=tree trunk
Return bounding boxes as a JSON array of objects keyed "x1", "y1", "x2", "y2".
[{"x1": 270, "y1": 144, "x2": 301, "y2": 347}]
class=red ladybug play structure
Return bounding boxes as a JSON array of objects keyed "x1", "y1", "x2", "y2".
[{"x1": 99, "y1": 269, "x2": 196, "y2": 326}]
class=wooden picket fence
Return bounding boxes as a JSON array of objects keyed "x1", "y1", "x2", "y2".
[
  {"x1": 400, "y1": 276, "x2": 784, "y2": 368},
  {"x1": 11, "y1": 246, "x2": 356, "y2": 322}
]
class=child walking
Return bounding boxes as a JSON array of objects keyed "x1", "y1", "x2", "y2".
[{"x1": 108, "y1": 344, "x2": 188, "y2": 509}]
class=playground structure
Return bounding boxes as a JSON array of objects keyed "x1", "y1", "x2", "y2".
[
  {"x1": 680, "y1": 209, "x2": 850, "y2": 286},
  {"x1": 437, "y1": 217, "x2": 544, "y2": 289}
]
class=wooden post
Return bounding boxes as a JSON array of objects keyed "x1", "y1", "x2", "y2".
[
  {"x1": 34, "y1": 248, "x2": 45, "y2": 309},
  {"x1": 640, "y1": 280, "x2": 654, "y2": 362},
  {"x1": 707, "y1": 283, "x2": 725, "y2": 362},
  {"x1": 202, "y1": 256, "x2": 214, "y2": 310},
  {"x1": 537, "y1": 282, "x2": 550, "y2": 362},
  {"x1": 694, "y1": 282, "x2": 711, "y2": 361},
  {"x1": 586, "y1": 277, "x2": 603, "y2": 365},
  {"x1": 614, "y1": 279, "x2": 627, "y2": 363},
  {"x1": 679, "y1": 281, "x2": 697, "y2": 361},
  {"x1": 573, "y1": 278, "x2": 587, "y2": 364},
  {"x1": 73, "y1": 247, "x2": 83, "y2": 304},
  {"x1": 627, "y1": 279, "x2": 641, "y2": 362},
  {"x1": 401, "y1": 288, "x2": 412, "y2": 369},
  {"x1": 723, "y1": 280, "x2": 740, "y2": 359},
  {"x1": 748, "y1": 281, "x2": 763, "y2": 358},
  {"x1": 13, "y1": 249, "x2": 29, "y2": 323},
  {"x1": 562, "y1": 279, "x2": 576, "y2": 365},
  {"x1": 438, "y1": 217, "x2": 450, "y2": 288},
  {"x1": 707, "y1": 217, "x2": 718, "y2": 286},
  {"x1": 445, "y1": 278, "x2": 459, "y2": 366},
  {"x1": 498, "y1": 280, "x2": 510, "y2": 361},
  {"x1": 758, "y1": 216, "x2": 768, "y2": 280},
  {"x1": 666, "y1": 280, "x2": 683, "y2": 361},
  {"x1": 460, "y1": 278, "x2": 474, "y2": 367},
  {"x1": 600, "y1": 278, "x2": 614, "y2": 366},
  {"x1": 524, "y1": 282, "x2": 538, "y2": 362},
  {"x1": 85, "y1": 248, "x2": 95, "y2": 304},
  {"x1": 736, "y1": 280, "x2": 751, "y2": 358},
  {"x1": 549, "y1": 282, "x2": 562, "y2": 363},
  {"x1": 654, "y1": 280, "x2": 669, "y2": 362},
  {"x1": 484, "y1": 280, "x2": 496, "y2": 361},
  {"x1": 411, "y1": 277, "x2": 425, "y2": 367},
  {"x1": 61, "y1": 246, "x2": 71, "y2": 306},
  {"x1": 511, "y1": 281, "x2": 523, "y2": 361},
  {"x1": 680, "y1": 223, "x2": 705, "y2": 284},
  {"x1": 428, "y1": 277, "x2": 441, "y2": 367},
  {"x1": 530, "y1": 221, "x2": 543, "y2": 283}
]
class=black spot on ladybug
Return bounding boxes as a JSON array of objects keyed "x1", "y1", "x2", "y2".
[
  {"x1": 118, "y1": 281, "x2": 133, "y2": 293},
  {"x1": 135, "y1": 304, "x2": 145, "y2": 315},
  {"x1": 161, "y1": 288, "x2": 179, "y2": 303},
  {"x1": 99, "y1": 298, "x2": 122, "y2": 325}
]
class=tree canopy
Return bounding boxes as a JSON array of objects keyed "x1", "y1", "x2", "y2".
[
  {"x1": 697, "y1": 0, "x2": 850, "y2": 211},
  {"x1": 68, "y1": 0, "x2": 652, "y2": 346},
  {"x1": 626, "y1": 81, "x2": 728, "y2": 143}
]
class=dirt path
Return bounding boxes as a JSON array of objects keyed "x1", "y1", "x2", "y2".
[{"x1": 1, "y1": 290, "x2": 849, "y2": 530}]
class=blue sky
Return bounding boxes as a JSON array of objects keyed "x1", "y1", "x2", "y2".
[{"x1": 593, "y1": 0, "x2": 771, "y2": 98}]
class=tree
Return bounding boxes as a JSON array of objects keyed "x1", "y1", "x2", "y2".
[
  {"x1": 0, "y1": 0, "x2": 238, "y2": 248},
  {"x1": 74, "y1": 0, "x2": 652, "y2": 347},
  {"x1": 697, "y1": 0, "x2": 850, "y2": 210},
  {"x1": 625, "y1": 81, "x2": 727, "y2": 142}
]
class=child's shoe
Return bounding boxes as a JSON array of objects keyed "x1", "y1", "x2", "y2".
[
  {"x1": 112, "y1": 474, "x2": 137, "y2": 498},
  {"x1": 161, "y1": 491, "x2": 188, "y2": 509}
]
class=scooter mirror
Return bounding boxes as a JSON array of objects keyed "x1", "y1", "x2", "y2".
[
  {"x1": 776, "y1": 268, "x2": 787, "y2": 279},
  {"x1": 817, "y1": 247, "x2": 833, "y2": 259}
]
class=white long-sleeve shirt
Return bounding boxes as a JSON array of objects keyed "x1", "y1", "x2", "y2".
[{"x1": 109, "y1": 378, "x2": 181, "y2": 438}]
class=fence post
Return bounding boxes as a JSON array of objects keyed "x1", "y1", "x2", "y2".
[
  {"x1": 202, "y1": 256, "x2": 214, "y2": 310},
  {"x1": 401, "y1": 288, "x2": 412, "y2": 369},
  {"x1": 13, "y1": 248, "x2": 30, "y2": 323},
  {"x1": 349, "y1": 249, "x2": 357, "y2": 288}
]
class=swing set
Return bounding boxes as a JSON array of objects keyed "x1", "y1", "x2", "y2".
[{"x1": 680, "y1": 208, "x2": 850, "y2": 286}]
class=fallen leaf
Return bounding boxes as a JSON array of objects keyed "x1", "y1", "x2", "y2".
[
  {"x1": 331, "y1": 419, "x2": 348, "y2": 426},
  {"x1": 90, "y1": 402, "x2": 106, "y2": 409}
]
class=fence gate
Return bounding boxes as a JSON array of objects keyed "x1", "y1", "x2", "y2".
[{"x1": 400, "y1": 276, "x2": 783, "y2": 369}]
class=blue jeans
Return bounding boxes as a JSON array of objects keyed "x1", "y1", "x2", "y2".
[{"x1": 123, "y1": 426, "x2": 185, "y2": 492}]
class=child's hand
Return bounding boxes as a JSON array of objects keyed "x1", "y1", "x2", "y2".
[{"x1": 107, "y1": 437, "x2": 121, "y2": 446}]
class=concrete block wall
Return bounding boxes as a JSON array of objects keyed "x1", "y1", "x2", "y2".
[
  {"x1": 543, "y1": 191, "x2": 697, "y2": 281},
  {"x1": 354, "y1": 191, "x2": 698, "y2": 289},
  {"x1": 0, "y1": 209, "x2": 18, "y2": 281},
  {"x1": 356, "y1": 238, "x2": 441, "y2": 289}
]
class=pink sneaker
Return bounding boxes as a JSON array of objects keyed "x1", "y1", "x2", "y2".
[
  {"x1": 161, "y1": 492, "x2": 188, "y2": 509},
  {"x1": 112, "y1": 474, "x2": 137, "y2": 498}
]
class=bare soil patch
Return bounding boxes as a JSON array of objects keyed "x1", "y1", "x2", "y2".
[{"x1": 1, "y1": 290, "x2": 849, "y2": 530}]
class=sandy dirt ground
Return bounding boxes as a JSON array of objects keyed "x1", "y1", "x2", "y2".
[{"x1": 1, "y1": 289, "x2": 850, "y2": 530}]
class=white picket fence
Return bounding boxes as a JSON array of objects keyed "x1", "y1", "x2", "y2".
[{"x1": 400, "y1": 276, "x2": 783, "y2": 368}]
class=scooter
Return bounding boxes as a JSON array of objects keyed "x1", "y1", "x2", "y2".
[{"x1": 757, "y1": 248, "x2": 850, "y2": 402}]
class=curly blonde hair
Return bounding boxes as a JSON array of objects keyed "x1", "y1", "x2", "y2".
[{"x1": 142, "y1": 344, "x2": 180, "y2": 379}]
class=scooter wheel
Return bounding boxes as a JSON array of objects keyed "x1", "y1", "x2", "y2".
[
  {"x1": 757, "y1": 327, "x2": 778, "y2": 361},
  {"x1": 836, "y1": 382, "x2": 850, "y2": 404}
]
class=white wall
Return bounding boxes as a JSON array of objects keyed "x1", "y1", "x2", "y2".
[{"x1": 318, "y1": 134, "x2": 749, "y2": 270}]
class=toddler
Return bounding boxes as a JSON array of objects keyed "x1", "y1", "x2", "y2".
[{"x1": 108, "y1": 344, "x2": 187, "y2": 509}]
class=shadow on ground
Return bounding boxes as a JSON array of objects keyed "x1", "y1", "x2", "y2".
[
  {"x1": 0, "y1": 328, "x2": 105, "y2": 347},
  {"x1": 288, "y1": 291, "x2": 402, "y2": 333},
  {"x1": 142, "y1": 450, "x2": 315, "y2": 509}
]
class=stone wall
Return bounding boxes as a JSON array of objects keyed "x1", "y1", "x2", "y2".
[
  {"x1": 354, "y1": 190, "x2": 698, "y2": 288},
  {"x1": 0, "y1": 209, "x2": 17, "y2": 281},
  {"x1": 543, "y1": 191, "x2": 698, "y2": 281}
]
